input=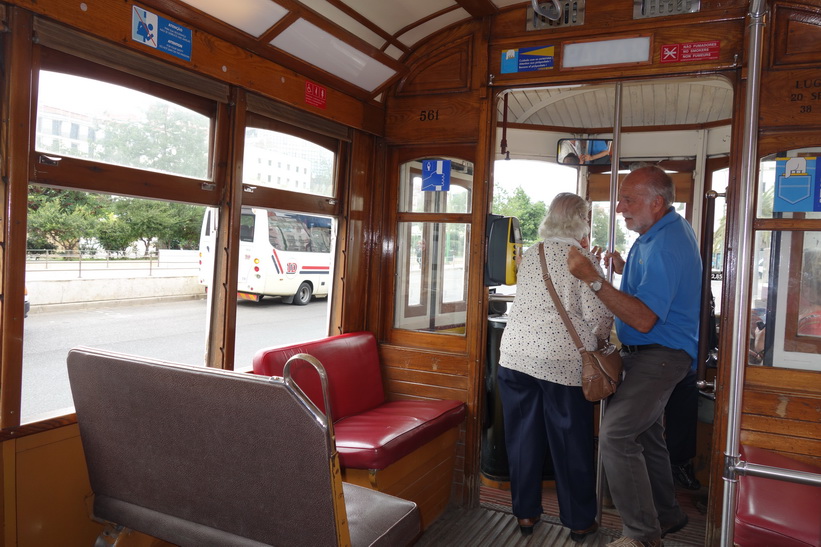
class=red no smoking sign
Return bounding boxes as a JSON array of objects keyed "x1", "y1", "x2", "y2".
[{"x1": 660, "y1": 41, "x2": 720, "y2": 63}]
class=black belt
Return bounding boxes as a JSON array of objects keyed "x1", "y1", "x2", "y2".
[{"x1": 621, "y1": 343, "x2": 668, "y2": 353}]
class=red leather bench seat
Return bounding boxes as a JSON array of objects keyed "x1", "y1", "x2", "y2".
[
  {"x1": 252, "y1": 332, "x2": 466, "y2": 470},
  {"x1": 734, "y1": 444, "x2": 821, "y2": 547},
  {"x1": 335, "y1": 399, "x2": 465, "y2": 469}
]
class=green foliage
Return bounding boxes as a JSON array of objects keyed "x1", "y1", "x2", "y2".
[
  {"x1": 492, "y1": 187, "x2": 547, "y2": 246},
  {"x1": 94, "y1": 103, "x2": 209, "y2": 178},
  {"x1": 591, "y1": 204, "x2": 627, "y2": 253},
  {"x1": 96, "y1": 212, "x2": 134, "y2": 254},
  {"x1": 27, "y1": 188, "x2": 106, "y2": 251},
  {"x1": 27, "y1": 188, "x2": 204, "y2": 254}
]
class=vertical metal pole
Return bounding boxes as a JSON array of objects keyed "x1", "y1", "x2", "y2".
[
  {"x1": 720, "y1": 2, "x2": 767, "y2": 545},
  {"x1": 698, "y1": 191, "x2": 718, "y2": 384},
  {"x1": 596, "y1": 82, "x2": 623, "y2": 524}
]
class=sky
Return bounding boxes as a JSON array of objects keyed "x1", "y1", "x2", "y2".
[{"x1": 493, "y1": 159, "x2": 578, "y2": 207}]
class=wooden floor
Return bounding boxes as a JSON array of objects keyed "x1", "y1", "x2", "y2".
[{"x1": 416, "y1": 481, "x2": 708, "y2": 546}]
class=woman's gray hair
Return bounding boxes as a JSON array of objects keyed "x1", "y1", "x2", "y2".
[{"x1": 538, "y1": 192, "x2": 591, "y2": 241}]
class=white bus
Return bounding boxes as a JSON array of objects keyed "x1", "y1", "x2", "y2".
[{"x1": 199, "y1": 207, "x2": 333, "y2": 305}]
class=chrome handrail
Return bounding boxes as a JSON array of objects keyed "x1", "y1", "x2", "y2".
[{"x1": 281, "y1": 353, "x2": 335, "y2": 446}]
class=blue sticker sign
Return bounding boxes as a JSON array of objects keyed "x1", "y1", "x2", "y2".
[
  {"x1": 421, "y1": 160, "x2": 451, "y2": 192},
  {"x1": 501, "y1": 46, "x2": 555, "y2": 74},
  {"x1": 132, "y1": 6, "x2": 193, "y2": 62},
  {"x1": 774, "y1": 157, "x2": 821, "y2": 212}
]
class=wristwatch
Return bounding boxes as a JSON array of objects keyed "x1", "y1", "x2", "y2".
[{"x1": 589, "y1": 278, "x2": 603, "y2": 292}]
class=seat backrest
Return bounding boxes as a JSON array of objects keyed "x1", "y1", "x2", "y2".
[
  {"x1": 67, "y1": 347, "x2": 349, "y2": 546},
  {"x1": 252, "y1": 332, "x2": 385, "y2": 420}
]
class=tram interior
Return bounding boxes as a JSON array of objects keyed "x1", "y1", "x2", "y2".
[{"x1": 1, "y1": 1, "x2": 820, "y2": 546}]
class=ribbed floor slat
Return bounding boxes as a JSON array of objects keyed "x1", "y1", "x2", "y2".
[{"x1": 416, "y1": 506, "x2": 701, "y2": 546}]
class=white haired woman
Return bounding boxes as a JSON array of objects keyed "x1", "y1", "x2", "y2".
[{"x1": 497, "y1": 192, "x2": 613, "y2": 542}]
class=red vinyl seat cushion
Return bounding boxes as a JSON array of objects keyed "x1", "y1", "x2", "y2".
[
  {"x1": 335, "y1": 399, "x2": 466, "y2": 470},
  {"x1": 734, "y1": 444, "x2": 821, "y2": 547},
  {"x1": 252, "y1": 332, "x2": 467, "y2": 470}
]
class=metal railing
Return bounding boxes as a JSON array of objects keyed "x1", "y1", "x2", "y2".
[{"x1": 26, "y1": 249, "x2": 200, "y2": 279}]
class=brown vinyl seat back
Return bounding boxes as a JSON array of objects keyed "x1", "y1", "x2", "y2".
[{"x1": 67, "y1": 347, "x2": 420, "y2": 547}]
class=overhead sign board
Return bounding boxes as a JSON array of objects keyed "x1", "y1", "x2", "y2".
[
  {"x1": 501, "y1": 45, "x2": 555, "y2": 74},
  {"x1": 132, "y1": 6, "x2": 193, "y2": 62}
]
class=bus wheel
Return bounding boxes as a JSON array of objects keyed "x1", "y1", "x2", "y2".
[{"x1": 293, "y1": 282, "x2": 312, "y2": 306}]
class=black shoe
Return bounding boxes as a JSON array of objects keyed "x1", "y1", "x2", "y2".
[
  {"x1": 672, "y1": 462, "x2": 701, "y2": 490},
  {"x1": 570, "y1": 522, "x2": 599, "y2": 542},
  {"x1": 517, "y1": 517, "x2": 539, "y2": 536},
  {"x1": 662, "y1": 514, "x2": 688, "y2": 537}
]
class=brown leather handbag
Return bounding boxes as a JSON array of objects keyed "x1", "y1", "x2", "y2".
[{"x1": 538, "y1": 243, "x2": 622, "y2": 401}]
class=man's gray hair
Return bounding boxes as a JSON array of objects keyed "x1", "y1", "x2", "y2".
[
  {"x1": 631, "y1": 164, "x2": 675, "y2": 207},
  {"x1": 538, "y1": 192, "x2": 591, "y2": 241}
]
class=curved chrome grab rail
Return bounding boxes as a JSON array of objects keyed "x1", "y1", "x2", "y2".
[
  {"x1": 282, "y1": 353, "x2": 334, "y2": 436},
  {"x1": 531, "y1": 0, "x2": 562, "y2": 21}
]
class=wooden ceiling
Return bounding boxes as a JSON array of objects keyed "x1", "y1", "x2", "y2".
[{"x1": 137, "y1": 0, "x2": 523, "y2": 101}]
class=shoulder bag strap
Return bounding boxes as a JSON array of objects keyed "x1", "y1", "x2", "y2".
[{"x1": 538, "y1": 242, "x2": 585, "y2": 352}]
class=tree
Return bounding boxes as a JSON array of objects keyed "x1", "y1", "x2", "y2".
[
  {"x1": 590, "y1": 204, "x2": 627, "y2": 253},
  {"x1": 110, "y1": 198, "x2": 204, "y2": 254},
  {"x1": 492, "y1": 186, "x2": 547, "y2": 246},
  {"x1": 27, "y1": 188, "x2": 105, "y2": 251},
  {"x1": 160, "y1": 202, "x2": 204, "y2": 249},
  {"x1": 95, "y1": 103, "x2": 209, "y2": 178},
  {"x1": 111, "y1": 198, "x2": 167, "y2": 255},
  {"x1": 96, "y1": 213, "x2": 135, "y2": 255}
]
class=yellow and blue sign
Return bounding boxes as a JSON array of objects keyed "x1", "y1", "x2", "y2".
[
  {"x1": 501, "y1": 45, "x2": 555, "y2": 74},
  {"x1": 132, "y1": 6, "x2": 193, "y2": 62},
  {"x1": 774, "y1": 157, "x2": 820, "y2": 212}
]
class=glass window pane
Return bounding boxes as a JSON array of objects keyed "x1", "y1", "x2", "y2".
[
  {"x1": 398, "y1": 158, "x2": 473, "y2": 213},
  {"x1": 196, "y1": 207, "x2": 334, "y2": 368},
  {"x1": 394, "y1": 222, "x2": 470, "y2": 334},
  {"x1": 243, "y1": 128, "x2": 335, "y2": 197},
  {"x1": 749, "y1": 230, "x2": 821, "y2": 371},
  {"x1": 708, "y1": 168, "x2": 728, "y2": 317},
  {"x1": 24, "y1": 188, "x2": 208, "y2": 423},
  {"x1": 36, "y1": 71, "x2": 211, "y2": 179}
]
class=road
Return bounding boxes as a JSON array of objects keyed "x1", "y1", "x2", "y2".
[{"x1": 22, "y1": 297, "x2": 328, "y2": 422}]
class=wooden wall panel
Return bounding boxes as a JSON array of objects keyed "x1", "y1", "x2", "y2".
[
  {"x1": 771, "y1": 3, "x2": 821, "y2": 68},
  {"x1": 396, "y1": 36, "x2": 473, "y2": 96},
  {"x1": 336, "y1": 131, "x2": 383, "y2": 335},
  {"x1": 739, "y1": 367, "x2": 821, "y2": 467},
  {"x1": 384, "y1": 92, "x2": 483, "y2": 145},
  {"x1": 379, "y1": 345, "x2": 471, "y2": 378},
  {"x1": 489, "y1": 2, "x2": 745, "y2": 90},
  {"x1": 490, "y1": 0, "x2": 747, "y2": 42},
  {"x1": 759, "y1": 68, "x2": 821, "y2": 129}
]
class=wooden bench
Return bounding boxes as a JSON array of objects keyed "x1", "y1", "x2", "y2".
[
  {"x1": 67, "y1": 347, "x2": 420, "y2": 547},
  {"x1": 252, "y1": 332, "x2": 466, "y2": 529}
]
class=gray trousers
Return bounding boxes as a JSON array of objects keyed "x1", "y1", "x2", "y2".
[{"x1": 600, "y1": 346, "x2": 691, "y2": 540}]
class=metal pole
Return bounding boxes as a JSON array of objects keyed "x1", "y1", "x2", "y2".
[
  {"x1": 697, "y1": 191, "x2": 719, "y2": 386},
  {"x1": 720, "y1": 2, "x2": 767, "y2": 545},
  {"x1": 596, "y1": 81, "x2": 623, "y2": 524}
]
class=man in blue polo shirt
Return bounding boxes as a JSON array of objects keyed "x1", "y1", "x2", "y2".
[{"x1": 567, "y1": 165, "x2": 700, "y2": 547}]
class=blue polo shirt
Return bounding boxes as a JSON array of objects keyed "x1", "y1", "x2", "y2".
[{"x1": 616, "y1": 208, "x2": 702, "y2": 358}]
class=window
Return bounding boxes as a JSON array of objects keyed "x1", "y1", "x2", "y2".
[
  {"x1": 24, "y1": 188, "x2": 208, "y2": 422},
  {"x1": 394, "y1": 158, "x2": 472, "y2": 334},
  {"x1": 243, "y1": 124, "x2": 335, "y2": 197},
  {"x1": 749, "y1": 148, "x2": 821, "y2": 371},
  {"x1": 36, "y1": 71, "x2": 212, "y2": 179}
]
